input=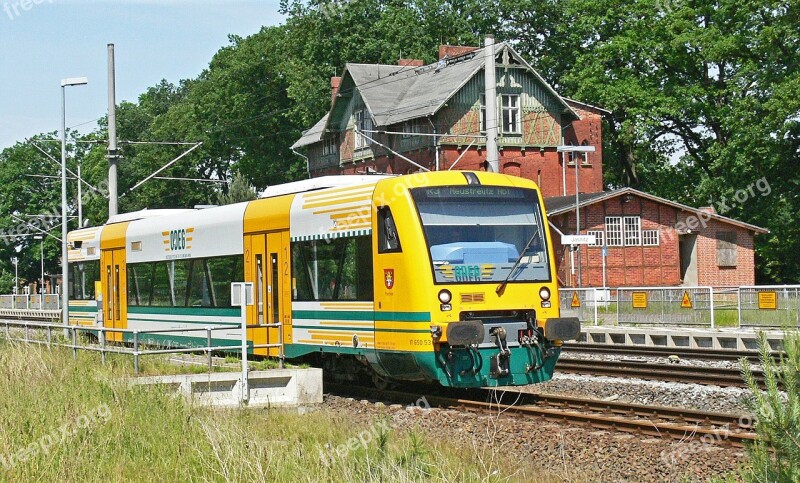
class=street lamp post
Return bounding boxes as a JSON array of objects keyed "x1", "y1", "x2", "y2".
[
  {"x1": 34, "y1": 235, "x2": 44, "y2": 294},
  {"x1": 61, "y1": 77, "x2": 88, "y2": 324},
  {"x1": 557, "y1": 145, "x2": 596, "y2": 287},
  {"x1": 12, "y1": 257, "x2": 18, "y2": 293}
]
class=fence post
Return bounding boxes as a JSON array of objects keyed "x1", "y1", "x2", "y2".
[
  {"x1": 279, "y1": 322, "x2": 285, "y2": 369},
  {"x1": 240, "y1": 283, "x2": 249, "y2": 405},
  {"x1": 737, "y1": 286, "x2": 743, "y2": 328},
  {"x1": 709, "y1": 286, "x2": 715, "y2": 329},
  {"x1": 100, "y1": 329, "x2": 106, "y2": 365},
  {"x1": 133, "y1": 330, "x2": 140, "y2": 375},
  {"x1": 592, "y1": 288, "x2": 599, "y2": 326},
  {"x1": 206, "y1": 327, "x2": 212, "y2": 373},
  {"x1": 71, "y1": 327, "x2": 77, "y2": 359}
]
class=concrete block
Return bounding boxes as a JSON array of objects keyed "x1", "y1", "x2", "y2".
[{"x1": 130, "y1": 368, "x2": 323, "y2": 408}]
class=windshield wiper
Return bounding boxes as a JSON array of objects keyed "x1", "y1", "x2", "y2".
[{"x1": 496, "y1": 229, "x2": 541, "y2": 295}]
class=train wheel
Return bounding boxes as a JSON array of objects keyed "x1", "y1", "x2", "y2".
[{"x1": 372, "y1": 373, "x2": 390, "y2": 390}]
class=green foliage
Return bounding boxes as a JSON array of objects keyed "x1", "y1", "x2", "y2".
[
  {"x1": 504, "y1": 0, "x2": 799, "y2": 282},
  {"x1": 741, "y1": 332, "x2": 800, "y2": 481},
  {"x1": 217, "y1": 172, "x2": 257, "y2": 205}
]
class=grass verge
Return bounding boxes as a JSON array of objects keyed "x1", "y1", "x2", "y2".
[{"x1": 0, "y1": 342, "x2": 545, "y2": 482}]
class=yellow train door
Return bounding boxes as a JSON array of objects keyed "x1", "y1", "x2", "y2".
[
  {"x1": 101, "y1": 248, "x2": 127, "y2": 342},
  {"x1": 245, "y1": 231, "x2": 289, "y2": 357}
]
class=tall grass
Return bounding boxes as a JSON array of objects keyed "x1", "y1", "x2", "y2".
[{"x1": 0, "y1": 342, "x2": 546, "y2": 482}]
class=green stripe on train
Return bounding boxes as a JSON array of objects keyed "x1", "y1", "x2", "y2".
[
  {"x1": 292, "y1": 310, "x2": 430, "y2": 322},
  {"x1": 68, "y1": 306, "x2": 98, "y2": 313},
  {"x1": 127, "y1": 317, "x2": 241, "y2": 326},
  {"x1": 127, "y1": 306, "x2": 241, "y2": 317}
]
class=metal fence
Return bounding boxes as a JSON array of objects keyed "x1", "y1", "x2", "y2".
[
  {"x1": 0, "y1": 304, "x2": 285, "y2": 405},
  {"x1": 558, "y1": 288, "x2": 616, "y2": 326},
  {"x1": 0, "y1": 294, "x2": 61, "y2": 310},
  {"x1": 560, "y1": 285, "x2": 800, "y2": 328},
  {"x1": 738, "y1": 285, "x2": 800, "y2": 328},
  {"x1": 616, "y1": 286, "x2": 715, "y2": 327}
]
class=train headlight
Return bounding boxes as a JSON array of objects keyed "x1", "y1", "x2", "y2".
[
  {"x1": 539, "y1": 287, "x2": 551, "y2": 301},
  {"x1": 438, "y1": 289, "x2": 452, "y2": 304}
]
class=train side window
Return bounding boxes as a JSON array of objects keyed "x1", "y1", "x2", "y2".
[
  {"x1": 151, "y1": 263, "x2": 174, "y2": 306},
  {"x1": 185, "y1": 259, "x2": 212, "y2": 307},
  {"x1": 291, "y1": 236, "x2": 373, "y2": 302},
  {"x1": 69, "y1": 261, "x2": 99, "y2": 300},
  {"x1": 378, "y1": 206, "x2": 402, "y2": 253}
]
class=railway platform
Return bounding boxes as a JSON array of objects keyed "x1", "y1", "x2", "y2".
[{"x1": 576, "y1": 325, "x2": 786, "y2": 351}]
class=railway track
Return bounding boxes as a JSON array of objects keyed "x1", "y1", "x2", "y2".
[
  {"x1": 555, "y1": 357, "x2": 763, "y2": 388},
  {"x1": 326, "y1": 383, "x2": 757, "y2": 447},
  {"x1": 562, "y1": 343, "x2": 773, "y2": 363}
]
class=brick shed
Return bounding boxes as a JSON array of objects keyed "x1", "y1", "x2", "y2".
[{"x1": 545, "y1": 189, "x2": 769, "y2": 288}]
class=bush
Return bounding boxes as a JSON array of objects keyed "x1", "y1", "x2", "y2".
[{"x1": 740, "y1": 332, "x2": 800, "y2": 481}]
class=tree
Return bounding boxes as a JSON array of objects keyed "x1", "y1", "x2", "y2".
[
  {"x1": 217, "y1": 172, "x2": 257, "y2": 205},
  {"x1": 503, "y1": 0, "x2": 800, "y2": 282},
  {"x1": 741, "y1": 332, "x2": 800, "y2": 481}
]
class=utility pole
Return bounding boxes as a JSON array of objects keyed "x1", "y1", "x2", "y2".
[
  {"x1": 107, "y1": 44, "x2": 119, "y2": 216},
  {"x1": 77, "y1": 163, "x2": 82, "y2": 227},
  {"x1": 483, "y1": 35, "x2": 499, "y2": 173}
]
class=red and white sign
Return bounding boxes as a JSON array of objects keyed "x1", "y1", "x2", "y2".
[{"x1": 384, "y1": 269, "x2": 395, "y2": 289}]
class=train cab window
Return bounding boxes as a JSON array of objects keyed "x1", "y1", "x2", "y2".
[
  {"x1": 292, "y1": 235, "x2": 373, "y2": 301},
  {"x1": 377, "y1": 206, "x2": 402, "y2": 253}
]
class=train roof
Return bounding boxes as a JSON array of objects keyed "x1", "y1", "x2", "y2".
[
  {"x1": 259, "y1": 175, "x2": 394, "y2": 199},
  {"x1": 106, "y1": 208, "x2": 195, "y2": 225}
]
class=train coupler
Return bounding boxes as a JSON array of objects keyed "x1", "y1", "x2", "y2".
[{"x1": 489, "y1": 327, "x2": 511, "y2": 378}]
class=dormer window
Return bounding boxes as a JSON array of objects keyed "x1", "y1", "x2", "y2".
[
  {"x1": 354, "y1": 109, "x2": 373, "y2": 149},
  {"x1": 322, "y1": 135, "x2": 338, "y2": 156},
  {"x1": 501, "y1": 94, "x2": 521, "y2": 134}
]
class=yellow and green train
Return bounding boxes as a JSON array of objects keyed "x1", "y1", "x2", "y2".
[{"x1": 67, "y1": 171, "x2": 579, "y2": 388}]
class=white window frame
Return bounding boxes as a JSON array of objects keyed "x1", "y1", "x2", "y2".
[
  {"x1": 624, "y1": 216, "x2": 642, "y2": 246},
  {"x1": 605, "y1": 217, "x2": 623, "y2": 247},
  {"x1": 501, "y1": 94, "x2": 521, "y2": 134},
  {"x1": 322, "y1": 135, "x2": 338, "y2": 156},
  {"x1": 587, "y1": 230, "x2": 604, "y2": 247},
  {"x1": 642, "y1": 229, "x2": 660, "y2": 246},
  {"x1": 354, "y1": 109, "x2": 373, "y2": 149}
]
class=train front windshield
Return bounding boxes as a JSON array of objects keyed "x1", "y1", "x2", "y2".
[{"x1": 411, "y1": 186, "x2": 550, "y2": 284}]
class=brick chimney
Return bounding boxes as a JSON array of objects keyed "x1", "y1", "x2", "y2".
[
  {"x1": 439, "y1": 45, "x2": 479, "y2": 60},
  {"x1": 397, "y1": 59, "x2": 424, "y2": 67},
  {"x1": 330, "y1": 76, "x2": 341, "y2": 103}
]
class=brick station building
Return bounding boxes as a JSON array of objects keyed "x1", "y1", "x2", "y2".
[
  {"x1": 545, "y1": 189, "x2": 768, "y2": 288},
  {"x1": 291, "y1": 41, "x2": 768, "y2": 288}
]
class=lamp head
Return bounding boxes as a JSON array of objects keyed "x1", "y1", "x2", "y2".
[{"x1": 61, "y1": 77, "x2": 88, "y2": 87}]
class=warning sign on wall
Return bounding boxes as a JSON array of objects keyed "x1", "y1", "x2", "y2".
[
  {"x1": 681, "y1": 291, "x2": 693, "y2": 309},
  {"x1": 571, "y1": 292, "x2": 580, "y2": 308},
  {"x1": 632, "y1": 291, "x2": 648, "y2": 309}
]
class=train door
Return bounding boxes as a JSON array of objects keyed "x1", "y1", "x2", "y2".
[
  {"x1": 245, "y1": 232, "x2": 289, "y2": 357},
  {"x1": 101, "y1": 248, "x2": 127, "y2": 342}
]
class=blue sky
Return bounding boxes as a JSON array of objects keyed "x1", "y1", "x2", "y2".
[{"x1": 0, "y1": 0, "x2": 284, "y2": 150}]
